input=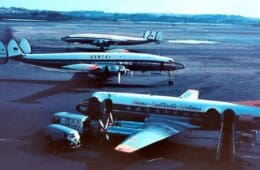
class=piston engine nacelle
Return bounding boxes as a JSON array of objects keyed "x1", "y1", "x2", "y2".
[{"x1": 92, "y1": 65, "x2": 129, "y2": 76}]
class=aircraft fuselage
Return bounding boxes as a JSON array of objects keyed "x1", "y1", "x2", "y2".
[
  {"x1": 86, "y1": 92, "x2": 260, "y2": 130},
  {"x1": 13, "y1": 52, "x2": 184, "y2": 72}
]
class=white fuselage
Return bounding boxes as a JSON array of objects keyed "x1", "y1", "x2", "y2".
[
  {"x1": 68, "y1": 34, "x2": 146, "y2": 42},
  {"x1": 15, "y1": 52, "x2": 182, "y2": 72},
  {"x1": 92, "y1": 92, "x2": 260, "y2": 117}
]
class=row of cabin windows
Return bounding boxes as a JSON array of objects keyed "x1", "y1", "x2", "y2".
[
  {"x1": 90, "y1": 55, "x2": 112, "y2": 59},
  {"x1": 122, "y1": 105, "x2": 201, "y2": 118},
  {"x1": 88, "y1": 56, "x2": 158, "y2": 64}
]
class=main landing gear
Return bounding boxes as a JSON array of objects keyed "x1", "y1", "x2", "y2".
[
  {"x1": 66, "y1": 42, "x2": 71, "y2": 51},
  {"x1": 216, "y1": 110, "x2": 236, "y2": 164},
  {"x1": 168, "y1": 71, "x2": 174, "y2": 86}
]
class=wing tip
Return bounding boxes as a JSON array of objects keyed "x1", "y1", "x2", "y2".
[{"x1": 115, "y1": 144, "x2": 136, "y2": 153}]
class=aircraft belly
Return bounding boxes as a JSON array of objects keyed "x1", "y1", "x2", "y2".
[
  {"x1": 116, "y1": 40, "x2": 150, "y2": 45},
  {"x1": 64, "y1": 38, "x2": 93, "y2": 44},
  {"x1": 127, "y1": 63, "x2": 162, "y2": 71},
  {"x1": 236, "y1": 117, "x2": 260, "y2": 130},
  {"x1": 15, "y1": 58, "x2": 107, "y2": 69}
]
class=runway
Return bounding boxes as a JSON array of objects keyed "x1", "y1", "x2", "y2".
[{"x1": 0, "y1": 20, "x2": 260, "y2": 170}]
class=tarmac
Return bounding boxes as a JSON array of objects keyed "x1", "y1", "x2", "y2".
[{"x1": 0, "y1": 20, "x2": 259, "y2": 170}]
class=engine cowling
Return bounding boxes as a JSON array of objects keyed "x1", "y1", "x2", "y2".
[{"x1": 91, "y1": 65, "x2": 129, "y2": 76}]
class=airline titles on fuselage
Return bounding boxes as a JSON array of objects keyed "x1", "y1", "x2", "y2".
[{"x1": 132, "y1": 100, "x2": 202, "y2": 112}]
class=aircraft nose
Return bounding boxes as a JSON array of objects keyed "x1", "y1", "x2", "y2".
[
  {"x1": 172, "y1": 62, "x2": 185, "y2": 70},
  {"x1": 61, "y1": 36, "x2": 70, "y2": 41}
]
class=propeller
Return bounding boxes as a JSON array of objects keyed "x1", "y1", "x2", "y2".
[
  {"x1": 98, "y1": 112, "x2": 114, "y2": 141},
  {"x1": 117, "y1": 72, "x2": 121, "y2": 84},
  {"x1": 0, "y1": 25, "x2": 14, "y2": 44},
  {"x1": 75, "y1": 99, "x2": 89, "y2": 114}
]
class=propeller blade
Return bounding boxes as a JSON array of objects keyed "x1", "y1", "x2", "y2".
[
  {"x1": 105, "y1": 134, "x2": 110, "y2": 141},
  {"x1": 109, "y1": 112, "x2": 113, "y2": 123},
  {"x1": 98, "y1": 119, "x2": 105, "y2": 129},
  {"x1": 105, "y1": 117, "x2": 109, "y2": 129},
  {"x1": 118, "y1": 72, "x2": 121, "y2": 84},
  {"x1": 130, "y1": 71, "x2": 134, "y2": 77}
]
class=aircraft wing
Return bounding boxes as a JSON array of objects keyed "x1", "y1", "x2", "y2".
[{"x1": 114, "y1": 116, "x2": 198, "y2": 153}]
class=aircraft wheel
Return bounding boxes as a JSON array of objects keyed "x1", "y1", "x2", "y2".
[{"x1": 168, "y1": 80, "x2": 174, "y2": 86}]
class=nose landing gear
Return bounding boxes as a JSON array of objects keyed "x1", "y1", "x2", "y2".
[{"x1": 168, "y1": 71, "x2": 174, "y2": 86}]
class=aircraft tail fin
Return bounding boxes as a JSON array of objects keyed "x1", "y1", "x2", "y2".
[
  {"x1": 6, "y1": 38, "x2": 31, "y2": 58},
  {"x1": 143, "y1": 30, "x2": 163, "y2": 44},
  {"x1": 0, "y1": 41, "x2": 8, "y2": 64},
  {"x1": 7, "y1": 39, "x2": 24, "y2": 57},
  {"x1": 143, "y1": 30, "x2": 151, "y2": 39},
  {"x1": 19, "y1": 38, "x2": 32, "y2": 54},
  {"x1": 180, "y1": 89, "x2": 199, "y2": 99}
]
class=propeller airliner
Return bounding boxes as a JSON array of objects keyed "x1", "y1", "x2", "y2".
[
  {"x1": 61, "y1": 30, "x2": 163, "y2": 50},
  {"x1": 0, "y1": 38, "x2": 184, "y2": 85},
  {"x1": 62, "y1": 89, "x2": 260, "y2": 162}
]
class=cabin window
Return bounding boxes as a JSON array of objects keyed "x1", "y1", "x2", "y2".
[
  {"x1": 172, "y1": 110, "x2": 178, "y2": 115},
  {"x1": 183, "y1": 112, "x2": 189, "y2": 117},
  {"x1": 136, "y1": 107, "x2": 141, "y2": 111},
  {"x1": 126, "y1": 106, "x2": 131, "y2": 111}
]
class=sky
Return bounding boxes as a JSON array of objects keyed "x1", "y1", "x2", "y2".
[{"x1": 1, "y1": 0, "x2": 259, "y2": 18}]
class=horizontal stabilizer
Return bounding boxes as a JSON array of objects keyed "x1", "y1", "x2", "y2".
[
  {"x1": 180, "y1": 89, "x2": 199, "y2": 99},
  {"x1": 0, "y1": 41, "x2": 8, "y2": 64},
  {"x1": 235, "y1": 100, "x2": 260, "y2": 107}
]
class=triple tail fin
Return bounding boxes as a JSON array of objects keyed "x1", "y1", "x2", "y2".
[
  {"x1": 7, "y1": 38, "x2": 31, "y2": 57},
  {"x1": 19, "y1": 38, "x2": 32, "y2": 54},
  {"x1": 143, "y1": 30, "x2": 163, "y2": 44},
  {"x1": 0, "y1": 41, "x2": 8, "y2": 64}
]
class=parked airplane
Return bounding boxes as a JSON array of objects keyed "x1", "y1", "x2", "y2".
[
  {"x1": 0, "y1": 38, "x2": 184, "y2": 85},
  {"x1": 74, "y1": 89, "x2": 260, "y2": 160},
  {"x1": 61, "y1": 30, "x2": 163, "y2": 50}
]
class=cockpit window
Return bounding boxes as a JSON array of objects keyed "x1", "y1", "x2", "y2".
[{"x1": 168, "y1": 59, "x2": 174, "y2": 63}]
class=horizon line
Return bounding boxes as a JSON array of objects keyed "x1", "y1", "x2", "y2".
[{"x1": 1, "y1": 6, "x2": 260, "y2": 20}]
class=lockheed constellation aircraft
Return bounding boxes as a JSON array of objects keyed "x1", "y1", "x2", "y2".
[
  {"x1": 72, "y1": 90, "x2": 260, "y2": 161},
  {"x1": 0, "y1": 39, "x2": 184, "y2": 85},
  {"x1": 61, "y1": 30, "x2": 163, "y2": 50}
]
